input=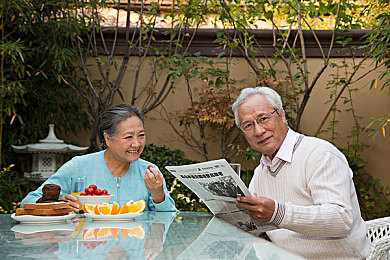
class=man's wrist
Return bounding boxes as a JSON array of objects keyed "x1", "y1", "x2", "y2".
[
  {"x1": 269, "y1": 201, "x2": 286, "y2": 226},
  {"x1": 269, "y1": 199, "x2": 279, "y2": 222}
]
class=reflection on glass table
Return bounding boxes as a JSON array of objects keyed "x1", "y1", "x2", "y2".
[
  {"x1": 2, "y1": 211, "x2": 305, "y2": 259},
  {"x1": 11, "y1": 221, "x2": 75, "y2": 245},
  {"x1": 61, "y1": 211, "x2": 174, "y2": 260},
  {"x1": 174, "y1": 217, "x2": 304, "y2": 260}
]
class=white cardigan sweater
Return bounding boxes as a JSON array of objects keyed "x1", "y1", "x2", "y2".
[{"x1": 249, "y1": 130, "x2": 370, "y2": 259}]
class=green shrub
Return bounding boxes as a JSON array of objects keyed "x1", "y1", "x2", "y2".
[
  {"x1": 141, "y1": 144, "x2": 208, "y2": 212},
  {"x1": 0, "y1": 165, "x2": 41, "y2": 214}
]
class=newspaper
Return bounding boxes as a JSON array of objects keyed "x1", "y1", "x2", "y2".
[{"x1": 165, "y1": 159, "x2": 276, "y2": 236}]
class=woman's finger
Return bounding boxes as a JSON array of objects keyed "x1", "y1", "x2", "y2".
[
  {"x1": 145, "y1": 169, "x2": 156, "y2": 181},
  {"x1": 60, "y1": 194, "x2": 80, "y2": 212},
  {"x1": 154, "y1": 171, "x2": 163, "y2": 181}
]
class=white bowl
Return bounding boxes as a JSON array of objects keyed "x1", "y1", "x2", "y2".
[{"x1": 76, "y1": 195, "x2": 114, "y2": 206}]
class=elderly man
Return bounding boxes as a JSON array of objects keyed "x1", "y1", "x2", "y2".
[{"x1": 232, "y1": 87, "x2": 370, "y2": 259}]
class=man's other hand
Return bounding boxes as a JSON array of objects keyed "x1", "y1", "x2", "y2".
[{"x1": 237, "y1": 196, "x2": 275, "y2": 222}]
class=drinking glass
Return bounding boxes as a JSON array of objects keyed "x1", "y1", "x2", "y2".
[
  {"x1": 229, "y1": 163, "x2": 244, "y2": 196},
  {"x1": 71, "y1": 177, "x2": 87, "y2": 207},
  {"x1": 229, "y1": 163, "x2": 241, "y2": 178}
]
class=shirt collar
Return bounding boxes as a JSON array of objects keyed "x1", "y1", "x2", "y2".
[{"x1": 260, "y1": 128, "x2": 299, "y2": 168}]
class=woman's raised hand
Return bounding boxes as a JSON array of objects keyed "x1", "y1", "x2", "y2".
[{"x1": 144, "y1": 166, "x2": 165, "y2": 204}]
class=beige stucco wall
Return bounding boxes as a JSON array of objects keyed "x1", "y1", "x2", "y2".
[
  {"x1": 62, "y1": 56, "x2": 390, "y2": 187},
  {"x1": 299, "y1": 59, "x2": 390, "y2": 186}
]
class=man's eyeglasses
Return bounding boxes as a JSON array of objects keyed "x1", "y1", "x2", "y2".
[{"x1": 240, "y1": 109, "x2": 278, "y2": 132}]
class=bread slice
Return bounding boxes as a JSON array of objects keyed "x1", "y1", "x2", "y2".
[
  {"x1": 15, "y1": 207, "x2": 72, "y2": 216},
  {"x1": 23, "y1": 202, "x2": 70, "y2": 210}
]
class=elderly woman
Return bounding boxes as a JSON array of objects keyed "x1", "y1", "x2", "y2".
[{"x1": 21, "y1": 104, "x2": 177, "y2": 212}]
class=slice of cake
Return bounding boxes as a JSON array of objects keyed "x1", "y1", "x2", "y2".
[
  {"x1": 16, "y1": 202, "x2": 72, "y2": 216},
  {"x1": 15, "y1": 207, "x2": 72, "y2": 216},
  {"x1": 23, "y1": 201, "x2": 70, "y2": 210},
  {"x1": 37, "y1": 184, "x2": 61, "y2": 202}
]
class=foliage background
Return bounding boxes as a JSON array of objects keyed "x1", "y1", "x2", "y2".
[
  {"x1": 0, "y1": 0, "x2": 90, "y2": 172},
  {"x1": 0, "y1": 165, "x2": 40, "y2": 214}
]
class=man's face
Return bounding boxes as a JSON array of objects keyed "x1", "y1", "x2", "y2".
[{"x1": 237, "y1": 94, "x2": 288, "y2": 158}]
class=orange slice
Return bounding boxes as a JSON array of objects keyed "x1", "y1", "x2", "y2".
[
  {"x1": 127, "y1": 200, "x2": 146, "y2": 214},
  {"x1": 129, "y1": 226, "x2": 146, "y2": 239},
  {"x1": 82, "y1": 228, "x2": 94, "y2": 240},
  {"x1": 111, "y1": 228, "x2": 119, "y2": 240},
  {"x1": 83, "y1": 203, "x2": 95, "y2": 214},
  {"x1": 126, "y1": 200, "x2": 134, "y2": 206},
  {"x1": 93, "y1": 204, "x2": 100, "y2": 215},
  {"x1": 98, "y1": 204, "x2": 111, "y2": 215},
  {"x1": 119, "y1": 203, "x2": 130, "y2": 214},
  {"x1": 120, "y1": 228, "x2": 130, "y2": 240},
  {"x1": 93, "y1": 228, "x2": 99, "y2": 239},
  {"x1": 97, "y1": 228, "x2": 112, "y2": 239},
  {"x1": 110, "y1": 202, "x2": 120, "y2": 215}
]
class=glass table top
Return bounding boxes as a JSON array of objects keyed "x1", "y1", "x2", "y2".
[{"x1": 0, "y1": 211, "x2": 305, "y2": 259}]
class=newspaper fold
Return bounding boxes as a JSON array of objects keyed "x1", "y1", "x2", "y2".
[{"x1": 165, "y1": 159, "x2": 276, "y2": 236}]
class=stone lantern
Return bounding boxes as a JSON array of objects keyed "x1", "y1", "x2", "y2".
[{"x1": 12, "y1": 124, "x2": 89, "y2": 179}]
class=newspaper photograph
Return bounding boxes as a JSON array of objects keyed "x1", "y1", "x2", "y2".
[{"x1": 165, "y1": 159, "x2": 276, "y2": 236}]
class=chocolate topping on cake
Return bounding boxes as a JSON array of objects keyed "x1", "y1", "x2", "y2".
[{"x1": 36, "y1": 184, "x2": 61, "y2": 203}]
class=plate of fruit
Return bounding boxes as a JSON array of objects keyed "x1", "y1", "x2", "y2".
[{"x1": 83, "y1": 200, "x2": 145, "y2": 221}]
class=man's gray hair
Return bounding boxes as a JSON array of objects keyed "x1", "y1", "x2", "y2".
[
  {"x1": 232, "y1": 87, "x2": 283, "y2": 127},
  {"x1": 99, "y1": 104, "x2": 144, "y2": 149}
]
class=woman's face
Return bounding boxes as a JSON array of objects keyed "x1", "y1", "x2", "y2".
[{"x1": 105, "y1": 116, "x2": 146, "y2": 163}]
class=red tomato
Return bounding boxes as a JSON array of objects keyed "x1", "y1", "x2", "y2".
[
  {"x1": 80, "y1": 193, "x2": 87, "y2": 196},
  {"x1": 147, "y1": 165, "x2": 154, "y2": 171},
  {"x1": 94, "y1": 189, "x2": 102, "y2": 195},
  {"x1": 89, "y1": 184, "x2": 97, "y2": 191},
  {"x1": 101, "y1": 189, "x2": 108, "y2": 195},
  {"x1": 85, "y1": 187, "x2": 94, "y2": 195}
]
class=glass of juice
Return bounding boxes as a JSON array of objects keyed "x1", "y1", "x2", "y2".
[{"x1": 71, "y1": 177, "x2": 87, "y2": 208}]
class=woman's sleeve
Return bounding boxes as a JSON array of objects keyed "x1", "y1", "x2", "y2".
[{"x1": 148, "y1": 177, "x2": 178, "y2": 212}]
